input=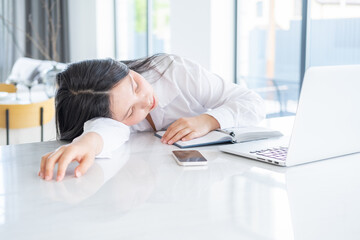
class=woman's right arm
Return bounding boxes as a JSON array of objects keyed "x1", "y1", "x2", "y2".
[{"x1": 39, "y1": 117, "x2": 130, "y2": 181}]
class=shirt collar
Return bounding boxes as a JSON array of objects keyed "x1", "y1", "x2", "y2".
[{"x1": 151, "y1": 75, "x2": 180, "y2": 109}]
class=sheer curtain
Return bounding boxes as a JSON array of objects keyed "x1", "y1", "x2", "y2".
[
  {"x1": 0, "y1": 0, "x2": 25, "y2": 82},
  {"x1": 0, "y1": 0, "x2": 69, "y2": 82}
]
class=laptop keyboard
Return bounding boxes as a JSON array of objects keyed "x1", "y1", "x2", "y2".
[{"x1": 250, "y1": 146, "x2": 288, "y2": 161}]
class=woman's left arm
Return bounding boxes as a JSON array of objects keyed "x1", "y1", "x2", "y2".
[
  {"x1": 161, "y1": 114, "x2": 220, "y2": 145},
  {"x1": 161, "y1": 56, "x2": 266, "y2": 144}
]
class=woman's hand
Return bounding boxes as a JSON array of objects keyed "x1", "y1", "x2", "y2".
[
  {"x1": 161, "y1": 114, "x2": 220, "y2": 145},
  {"x1": 39, "y1": 132, "x2": 103, "y2": 182}
]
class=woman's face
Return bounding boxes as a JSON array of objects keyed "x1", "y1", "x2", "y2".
[{"x1": 109, "y1": 70, "x2": 158, "y2": 126}]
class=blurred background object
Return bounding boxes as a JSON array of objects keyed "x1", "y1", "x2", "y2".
[{"x1": 0, "y1": 97, "x2": 55, "y2": 145}]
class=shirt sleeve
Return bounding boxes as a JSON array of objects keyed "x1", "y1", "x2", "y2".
[
  {"x1": 172, "y1": 56, "x2": 266, "y2": 129},
  {"x1": 82, "y1": 117, "x2": 130, "y2": 158}
]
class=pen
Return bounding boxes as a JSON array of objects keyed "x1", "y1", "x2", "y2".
[{"x1": 216, "y1": 129, "x2": 235, "y2": 137}]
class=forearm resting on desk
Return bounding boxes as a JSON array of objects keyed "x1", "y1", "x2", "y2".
[
  {"x1": 73, "y1": 132, "x2": 104, "y2": 155},
  {"x1": 161, "y1": 114, "x2": 220, "y2": 144},
  {"x1": 39, "y1": 132, "x2": 104, "y2": 182}
]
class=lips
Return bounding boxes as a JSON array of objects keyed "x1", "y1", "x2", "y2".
[{"x1": 150, "y1": 96, "x2": 156, "y2": 110}]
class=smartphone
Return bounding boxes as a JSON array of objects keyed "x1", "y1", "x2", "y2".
[{"x1": 172, "y1": 150, "x2": 208, "y2": 166}]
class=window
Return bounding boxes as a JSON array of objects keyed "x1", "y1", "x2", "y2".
[
  {"x1": 151, "y1": 0, "x2": 171, "y2": 54},
  {"x1": 114, "y1": 0, "x2": 170, "y2": 59},
  {"x1": 306, "y1": 0, "x2": 360, "y2": 67},
  {"x1": 115, "y1": 0, "x2": 147, "y2": 59},
  {"x1": 237, "y1": 0, "x2": 303, "y2": 117},
  {"x1": 72, "y1": 0, "x2": 360, "y2": 118}
]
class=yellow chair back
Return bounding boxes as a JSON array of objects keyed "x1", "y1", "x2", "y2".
[
  {"x1": 0, "y1": 83, "x2": 17, "y2": 93},
  {"x1": 0, "y1": 98, "x2": 55, "y2": 129},
  {"x1": 0, "y1": 98, "x2": 55, "y2": 145}
]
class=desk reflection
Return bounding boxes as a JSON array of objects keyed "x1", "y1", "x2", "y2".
[
  {"x1": 40, "y1": 144, "x2": 132, "y2": 205},
  {"x1": 217, "y1": 153, "x2": 360, "y2": 240},
  {"x1": 39, "y1": 140, "x2": 251, "y2": 215},
  {"x1": 1, "y1": 132, "x2": 360, "y2": 239}
]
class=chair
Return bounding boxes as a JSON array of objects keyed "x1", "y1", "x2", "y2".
[
  {"x1": 6, "y1": 57, "x2": 67, "y2": 84},
  {"x1": 0, "y1": 98, "x2": 55, "y2": 145},
  {"x1": 0, "y1": 83, "x2": 17, "y2": 93}
]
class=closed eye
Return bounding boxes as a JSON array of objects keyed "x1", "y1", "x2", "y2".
[
  {"x1": 121, "y1": 75, "x2": 136, "y2": 121},
  {"x1": 129, "y1": 107, "x2": 133, "y2": 117},
  {"x1": 127, "y1": 106, "x2": 134, "y2": 118},
  {"x1": 129, "y1": 74, "x2": 138, "y2": 94},
  {"x1": 133, "y1": 79, "x2": 138, "y2": 93}
]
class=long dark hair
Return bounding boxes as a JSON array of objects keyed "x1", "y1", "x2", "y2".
[{"x1": 56, "y1": 54, "x2": 164, "y2": 141}]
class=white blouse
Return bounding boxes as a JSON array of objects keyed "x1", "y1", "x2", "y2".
[{"x1": 82, "y1": 54, "x2": 266, "y2": 156}]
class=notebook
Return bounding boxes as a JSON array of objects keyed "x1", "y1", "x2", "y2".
[{"x1": 155, "y1": 126, "x2": 283, "y2": 148}]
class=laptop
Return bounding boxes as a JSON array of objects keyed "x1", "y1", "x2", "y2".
[{"x1": 220, "y1": 65, "x2": 360, "y2": 167}]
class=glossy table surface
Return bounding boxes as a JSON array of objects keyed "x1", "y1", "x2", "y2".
[{"x1": 0, "y1": 117, "x2": 359, "y2": 240}]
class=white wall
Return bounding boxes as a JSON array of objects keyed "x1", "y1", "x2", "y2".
[
  {"x1": 170, "y1": 0, "x2": 211, "y2": 69},
  {"x1": 210, "y1": 0, "x2": 235, "y2": 83},
  {"x1": 95, "y1": 0, "x2": 115, "y2": 59},
  {"x1": 68, "y1": 0, "x2": 98, "y2": 62},
  {"x1": 170, "y1": 0, "x2": 234, "y2": 81}
]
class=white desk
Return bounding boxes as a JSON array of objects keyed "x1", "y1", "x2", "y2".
[{"x1": 0, "y1": 117, "x2": 359, "y2": 240}]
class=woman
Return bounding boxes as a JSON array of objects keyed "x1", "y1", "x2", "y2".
[{"x1": 39, "y1": 54, "x2": 265, "y2": 181}]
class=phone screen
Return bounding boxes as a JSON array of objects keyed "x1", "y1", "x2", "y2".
[{"x1": 172, "y1": 150, "x2": 207, "y2": 166}]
